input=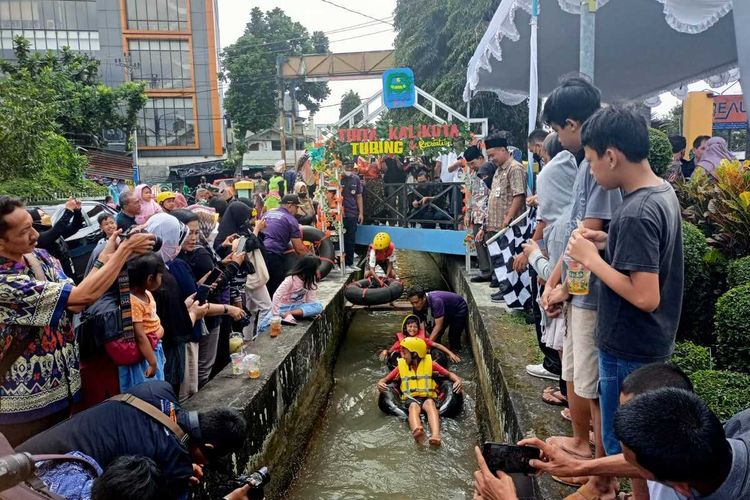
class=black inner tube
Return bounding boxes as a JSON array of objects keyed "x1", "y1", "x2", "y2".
[{"x1": 345, "y1": 277, "x2": 404, "y2": 305}]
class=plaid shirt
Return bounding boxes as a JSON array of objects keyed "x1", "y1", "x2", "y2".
[{"x1": 485, "y1": 157, "x2": 527, "y2": 231}]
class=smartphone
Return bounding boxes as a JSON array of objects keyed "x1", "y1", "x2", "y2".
[
  {"x1": 481, "y1": 443, "x2": 539, "y2": 475},
  {"x1": 195, "y1": 284, "x2": 211, "y2": 305},
  {"x1": 203, "y1": 268, "x2": 223, "y2": 286},
  {"x1": 235, "y1": 236, "x2": 247, "y2": 255}
]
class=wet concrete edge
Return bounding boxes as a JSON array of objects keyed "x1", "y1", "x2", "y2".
[
  {"x1": 184, "y1": 271, "x2": 351, "y2": 499},
  {"x1": 444, "y1": 258, "x2": 574, "y2": 500}
]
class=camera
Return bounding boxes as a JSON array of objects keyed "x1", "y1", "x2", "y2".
[
  {"x1": 121, "y1": 227, "x2": 163, "y2": 252},
  {"x1": 226, "y1": 466, "x2": 270, "y2": 500},
  {"x1": 0, "y1": 452, "x2": 36, "y2": 493}
]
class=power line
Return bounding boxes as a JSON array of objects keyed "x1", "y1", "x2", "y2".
[
  {"x1": 328, "y1": 28, "x2": 393, "y2": 45},
  {"x1": 319, "y1": 0, "x2": 395, "y2": 27}
]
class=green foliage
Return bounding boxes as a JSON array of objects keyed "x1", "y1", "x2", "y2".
[
  {"x1": 651, "y1": 103, "x2": 682, "y2": 138},
  {"x1": 0, "y1": 132, "x2": 93, "y2": 200},
  {"x1": 679, "y1": 159, "x2": 750, "y2": 258},
  {"x1": 714, "y1": 283, "x2": 750, "y2": 374},
  {"x1": 339, "y1": 90, "x2": 363, "y2": 122},
  {"x1": 648, "y1": 128, "x2": 672, "y2": 177},
  {"x1": 0, "y1": 37, "x2": 147, "y2": 147},
  {"x1": 0, "y1": 72, "x2": 59, "y2": 179},
  {"x1": 393, "y1": 0, "x2": 529, "y2": 147},
  {"x1": 670, "y1": 341, "x2": 712, "y2": 375},
  {"x1": 222, "y1": 7, "x2": 331, "y2": 138},
  {"x1": 727, "y1": 256, "x2": 750, "y2": 288},
  {"x1": 677, "y1": 221, "x2": 716, "y2": 343},
  {"x1": 690, "y1": 369, "x2": 750, "y2": 422}
]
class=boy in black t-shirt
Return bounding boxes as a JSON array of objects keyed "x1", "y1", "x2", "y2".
[{"x1": 565, "y1": 107, "x2": 683, "y2": 469}]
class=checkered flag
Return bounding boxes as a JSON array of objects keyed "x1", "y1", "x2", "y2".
[{"x1": 487, "y1": 209, "x2": 534, "y2": 309}]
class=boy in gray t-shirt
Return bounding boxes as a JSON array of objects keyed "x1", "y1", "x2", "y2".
[{"x1": 566, "y1": 106, "x2": 683, "y2": 463}]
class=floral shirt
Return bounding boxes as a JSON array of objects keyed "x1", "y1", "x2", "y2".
[
  {"x1": 0, "y1": 249, "x2": 79, "y2": 424},
  {"x1": 466, "y1": 168, "x2": 489, "y2": 225}
]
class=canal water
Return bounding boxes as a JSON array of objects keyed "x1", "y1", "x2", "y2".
[{"x1": 285, "y1": 252, "x2": 480, "y2": 499}]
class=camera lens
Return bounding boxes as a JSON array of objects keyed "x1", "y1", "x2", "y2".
[{"x1": 152, "y1": 236, "x2": 163, "y2": 252}]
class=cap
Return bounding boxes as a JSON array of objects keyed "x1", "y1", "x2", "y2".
[
  {"x1": 280, "y1": 194, "x2": 301, "y2": 206},
  {"x1": 463, "y1": 145, "x2": 482, "y2": 162},
  {"x1": 484, "y1": 136, "x2": 509, "y2": 149},
  {"x1": 274, "y1": 159, "x2": 286, "y2": 173}
]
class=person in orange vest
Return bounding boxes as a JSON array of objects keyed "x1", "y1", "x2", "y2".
[{"x1": 365, "y1": 231, "x2": 397, "y2": 279}]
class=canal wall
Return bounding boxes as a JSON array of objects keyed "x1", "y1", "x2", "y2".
[
  {"x1": 184, "y1": 271, "x2": 351, "y2": 499},
  {"x1": 444, "y1": 258, "x2": 573, "y2": 499}
]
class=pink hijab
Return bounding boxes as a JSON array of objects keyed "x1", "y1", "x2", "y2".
[
  {"x1": 134, "y1": 183, "x2": 162, "y2": 225},
  {"x1": 174, "y1": 193, "x2": 188, "y2": 209},
  {"x1": 698, "y1": 137, "x2": 735, "y2": 179}
]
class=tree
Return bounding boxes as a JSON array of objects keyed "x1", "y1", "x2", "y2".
[
  {"x1": 0, "y1": 37, "x2": 147, "y2": 148},
  {"x1": 339, "y1": 90, "x2": 363, "y2": 123},
  {"x1": 393, "y1": 0, "x2": 529, "y2": 148},
  {"x1": 652, "y1": 103, "x2": 683, "y2": 137},
  {"x1": 221, "y1": 7, "x2": 331, "y2": 138}
]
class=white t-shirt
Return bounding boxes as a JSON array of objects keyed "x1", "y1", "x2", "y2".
[{"x1": 438, "y1": 152, "x2": 458, "y2": 182}]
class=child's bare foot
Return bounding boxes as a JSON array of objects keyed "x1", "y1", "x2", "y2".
[
  {"x1": 412, "y1": 426, "x2": 425, "y2": 441},
  {"x1": 429, "y1": 435, "x2": 441, "y2": 447}
]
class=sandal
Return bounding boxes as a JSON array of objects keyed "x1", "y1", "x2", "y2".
[
  {"x1": 545, "y1": 436, "x2": 593, "y2": 460},
  {"x1": 542, "y1": 386, "x2": 569, "y2": 407},
  {"x1": 563, "y1": 481, "x2": 607, "y2": 500},
  {"x1": 553, "y1": 475, "x2": 589, "y2": 488},
  {"x1": 561, "y1": 407, "x2": 572, "y2": 422},
  {"x1": 281, "y1": 314, "x2": 298, "y2": 326}
]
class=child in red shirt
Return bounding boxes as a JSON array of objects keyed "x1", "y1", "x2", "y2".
[{"x1": 379, "y1": 314, "x2": 460, "y2": 365}]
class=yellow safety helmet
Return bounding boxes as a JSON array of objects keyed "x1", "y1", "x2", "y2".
[
  {"x1": 372, "y1": 231, "x2": 391, "y2": 251},
  {"x1": 156, "y1": 191, "x2": 176, "y2": 204},
  {"x1": 400, "y1": 336, "x2": 427, "y2": 359}
]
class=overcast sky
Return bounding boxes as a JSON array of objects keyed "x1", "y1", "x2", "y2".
[
  {"x1": 215, "y1": 0, "x2": 740, "y2": 125},
  {"x1": 216, "y1": 0, "x2": 397, "y2": 125}
]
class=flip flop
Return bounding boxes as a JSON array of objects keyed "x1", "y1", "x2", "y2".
[
  {"x1": 563, "y1": 481, "x2": 606, "y2": 500},
  {"x1": 561, "y1": 407, "x2": 572, "y2": 422},
  {"x1": 281, "y1": 314, "x2": 298, "y2": 326},
  {"x1": 553, "y1": 475, "x2": 589, "y2": 488},
  {"x1": 542, "y1": 386, "x2": 569, "y2": 407},
  {"x1": 545, "y1": 436, "x2": 593, "y2": 460}
]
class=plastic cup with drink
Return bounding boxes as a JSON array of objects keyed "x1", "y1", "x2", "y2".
[
  {"x1": 270, "y1": 316, "x2": 282, "y2": 337},
  {"x1": 244, "y1": 354, "x2": 261, "y2": 379},
  {"x1": 230, "y1": 353, "x2": 244, "y2": 375},
  {"x1": 565, "y1": 221, "x2": 591, "y2": 296}
]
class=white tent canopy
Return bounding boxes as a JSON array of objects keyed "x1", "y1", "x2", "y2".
[{"x1": 464, "y1": 0, "x2": 747, "y2": 111}]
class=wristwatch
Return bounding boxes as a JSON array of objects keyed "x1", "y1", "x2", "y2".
[{"x1": 223, "y1": 305, "x2": 228, "y2": 314}]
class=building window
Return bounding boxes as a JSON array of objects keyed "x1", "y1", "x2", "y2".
[
  {"x1": 0, "y1": 29, "x2": 99, "y2": 51},
  {"x1": 125, "y1": 0, "x2": 188, "y2": 32},
  {"x1": 137, "y1": 97, "x2": 196, "y2": 147},
  {"x1": 0, "y1": 1, "x2": 97, "y2": 31},
  {"x1": 128, "y1": 39, "x2": 191, "y2": 89}
]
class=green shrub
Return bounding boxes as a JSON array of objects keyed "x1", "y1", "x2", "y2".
[
  {"x1": 671, "y1": 341, "x2": 712, "y2": 375},
  {"x1": 727, "y1": 256, "x2": 750, "y2": 288},
  {"x1": 648, "y1": 128, "x2": 672, "y2": 178},
  {"x1": 677, "y1": 221, "x2": 714, "y2": 343},
  {"x1": 714, "y1": 283, "x2": 750, "y2": 373},
  {"x1": 690, "y1": 369, "x2": 750, "y2": 422}
]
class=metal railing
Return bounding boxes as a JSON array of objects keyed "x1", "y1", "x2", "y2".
[{"x1": 363, "y1": 182, "x2": 464, "y2": 229}]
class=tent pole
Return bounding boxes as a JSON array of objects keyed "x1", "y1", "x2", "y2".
[
  {"x1": 579, "y1": 0, "x2": 596, "y2": 82},
  {"x1": 732, "y1": 1, "x2": 750, "y2": 133}
]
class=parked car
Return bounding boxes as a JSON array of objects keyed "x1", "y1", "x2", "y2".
[{"x1": 33, "y1": 202, "x2": 116, "y2": 283}]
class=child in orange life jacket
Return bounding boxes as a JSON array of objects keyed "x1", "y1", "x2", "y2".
[
  {"x1": 379, "y1": 314, "x2": 461, "y2": 365},
  {"x1": 377, "y1": 337, "x2": 463, "y2": 446},
  {"x1": 365, "y1": 231, "x2": 397, "y2": 279}
]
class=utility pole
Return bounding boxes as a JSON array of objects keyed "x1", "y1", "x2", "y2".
[
  {"x1": 115, "y1": 55, "x2": 142, "y2": 184},
  {"x1": 276, "y1": 55, "x2": 287, "y2": 164},
  {"x1": 579, "y1": 0, "x2": 596, "y2": 82}
]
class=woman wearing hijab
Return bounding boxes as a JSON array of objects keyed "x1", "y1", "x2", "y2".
[
  {"x1": 214, "y1": 201, "x2": 272, "y2": 340},
  {"x1": 171, "y1": 210, "x2": 246, "y2": 390},
  {"x1": 696, "y1": 136, "x2": 735, "y2": 179},
  {"x1": 294, "y1": 181, "x2": 317, "y2": 226},
  {"x1": 134, "y1": 184, "x2": 162, "y2": 225}
]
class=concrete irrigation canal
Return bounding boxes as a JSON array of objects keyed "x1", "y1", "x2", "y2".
[{"x1": 186, "y1": 252, "x2": 573, "y2": 499}]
